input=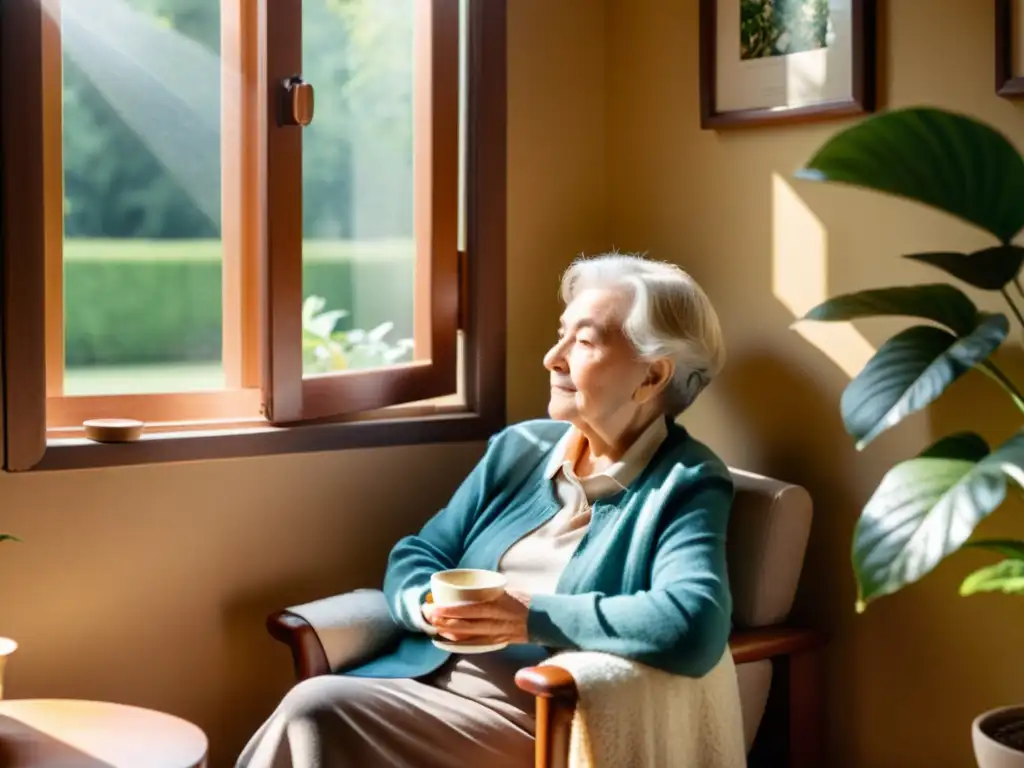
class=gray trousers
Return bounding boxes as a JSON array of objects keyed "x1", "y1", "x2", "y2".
[{"x1": 236, "y1": 655, "x2": 536, "y2": 768}]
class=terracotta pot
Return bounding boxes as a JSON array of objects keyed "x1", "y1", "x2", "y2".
[{"x1": 974, "y1": 705, "x2": 1024, "y2": 768}]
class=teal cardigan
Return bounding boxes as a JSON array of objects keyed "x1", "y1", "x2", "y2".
[{"x1": 346, "y1": 417, "x2": 735, "y2": 680}]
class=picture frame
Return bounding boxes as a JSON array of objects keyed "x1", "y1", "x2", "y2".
[
  {"x1": 996, "y1": 0, "x2": 1024, "y2": 97},
  {"x1": 699, "y1": 0, "x2": 877, "y2": 129}
]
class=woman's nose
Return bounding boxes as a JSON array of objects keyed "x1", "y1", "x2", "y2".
[{"x1": 544, "y1": 342, "x2": 567, "y2": 372}]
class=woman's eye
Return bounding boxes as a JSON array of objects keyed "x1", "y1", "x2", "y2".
[{"x1": 576, "y1": 337, "x2": 593, "y2": 347}]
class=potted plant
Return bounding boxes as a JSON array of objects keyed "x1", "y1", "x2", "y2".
[{"x1": 794, "y1": 106, "x2": 1024, "y2": 768}]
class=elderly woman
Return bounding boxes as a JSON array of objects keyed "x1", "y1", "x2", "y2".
[{"x1": 237, "y1": 252, "x2": 733, "y2": 768}]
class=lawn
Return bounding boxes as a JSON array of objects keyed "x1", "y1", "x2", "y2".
[{"x1": 64, "y1": 362, "x2": 225, "y2": 396}]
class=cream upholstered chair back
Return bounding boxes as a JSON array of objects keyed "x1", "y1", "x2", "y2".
[
  {"x1": 724, "y1": 467, "x2": 813, "y2": 751},
  {"x1": 726, "y1": 468, "x2": 812, "y2": 629}
]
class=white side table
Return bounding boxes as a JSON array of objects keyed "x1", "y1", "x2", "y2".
[{"x1": 0, "y1": 699, "x2": 207, "y2": 767}]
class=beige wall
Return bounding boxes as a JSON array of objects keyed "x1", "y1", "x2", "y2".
[
  {"x1": 0, "y1": 2, "x2": 607, "y2": 766},
  {"x1": 606, "y1": 0, "x2": 1024, "y2": 765}
]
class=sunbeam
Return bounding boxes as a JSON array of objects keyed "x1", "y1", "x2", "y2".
[
  {"x1": 55, "y1": 0, "x2": 228, "y2": 228},
  {"x1": 772, "y1": 172, "x2": 876, "y2": 378}
]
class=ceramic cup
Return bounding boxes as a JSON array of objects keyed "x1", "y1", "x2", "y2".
[{"x1": 428, "y1": 568, "x2": 508, "y2": 654}]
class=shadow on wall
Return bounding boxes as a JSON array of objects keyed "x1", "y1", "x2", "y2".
[{"x1": 715, "y1": 344, "x2": 859, "y2": 623}]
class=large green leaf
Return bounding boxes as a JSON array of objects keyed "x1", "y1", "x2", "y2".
[
  {"x1": 919, "y1": 431, "x2": 991, "y2": 461},
  {"x1": 964, "y1": 538, "x2": 1024, "y2": 558},
  {"x1": 802, "y1": 284, "x2": 978, "y2": 336},
  {"x1": 841, "y1": 314, "x2": 1009, "y2": 449},
  {"x1": 853, "y1": 429, "x2": 1024, "y2": 609},
  {"x1": 794, "y1": 107, "x2": 1024, "y2": 244},
  {"x1": 904, "y1": 246, "x2": 1024, "y2": 291},
  {"x1": 960, "y1": 559, "x2": 1024, "y2": 596}
]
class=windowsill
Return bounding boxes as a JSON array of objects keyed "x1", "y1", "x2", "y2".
[{"x1": 31, "y1": 401, "x2": 502, "y2": 472}]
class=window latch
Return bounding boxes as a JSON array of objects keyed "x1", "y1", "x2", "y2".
[{"x1": 281, "y1": 76, "x2": 315, "y2": 127}]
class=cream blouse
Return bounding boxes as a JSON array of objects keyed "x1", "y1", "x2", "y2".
[{"x1": 497, "y1": 415, "x2": 668, "y2": 594}]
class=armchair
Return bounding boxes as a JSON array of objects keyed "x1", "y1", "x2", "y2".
[{"x1": 266, "y1": 468, "x2": 824, "y2": 768}]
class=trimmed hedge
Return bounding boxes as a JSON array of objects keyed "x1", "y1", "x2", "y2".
[{"x1": 64, "y1": 239, "x2": 415, "y2": 366}]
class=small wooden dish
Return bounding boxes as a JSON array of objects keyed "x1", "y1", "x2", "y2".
[{"x1": 83, "y1": 418, "x2": 144, "y2": 443}]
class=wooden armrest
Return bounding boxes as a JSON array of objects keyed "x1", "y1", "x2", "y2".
[
  {"x1": 266, "y1": 610, "x2": 332, "y2": 680},
  {"x1": 729, "y1": 626, "x2": 827, "y2": 665},
  {"x1": 517, "y1": 666, "x2": 576, "y2": 768},
  {"x1": 515, "y1": 665, "x2": 578, "y2": 701},
  {"x1": 514, "y1": 626, "x2": 825, "y2": 703}
]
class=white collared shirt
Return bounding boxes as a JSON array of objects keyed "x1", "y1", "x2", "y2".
[{"x1": 497, "y1": 416, "x2": 669, "y2": 595}]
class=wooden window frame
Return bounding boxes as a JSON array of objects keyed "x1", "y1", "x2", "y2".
[
  {"x1": 265, "y1": 0, "x2": 460, "y2": 425},
  {"x1": 41, "y1": 0, "x2": 266, "y2": 431},
  {"x1": 0, "y1": 0, "x2": 506, "y2": 472}
]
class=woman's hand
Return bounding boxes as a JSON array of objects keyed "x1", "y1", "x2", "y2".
[{"x1": 422, "y1": 589, "x2": 531, "y2": 644}]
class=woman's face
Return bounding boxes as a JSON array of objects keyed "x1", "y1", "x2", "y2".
[{"x1": 543, "y1": 287, "x2": 669, "y2": 434}]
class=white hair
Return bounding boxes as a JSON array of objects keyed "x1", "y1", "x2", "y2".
[{"x1": 560, "y1": 252, "x2": 725, "y2": 416}]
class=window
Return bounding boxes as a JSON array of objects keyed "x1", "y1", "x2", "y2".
[{"x1": 0, "y1": 0, "x2": 507, "y2": 471}]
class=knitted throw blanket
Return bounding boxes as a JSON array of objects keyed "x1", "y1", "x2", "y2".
[{"x1": 543, "y1": 650, "x2": 746, "y2": 768}]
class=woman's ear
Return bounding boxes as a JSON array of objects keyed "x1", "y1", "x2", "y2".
[{"x1": 634, "y1": 358, "x2": 674, "y2": 403}]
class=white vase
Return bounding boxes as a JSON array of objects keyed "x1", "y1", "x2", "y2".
[{"x1": 974, "y1": 705, "x2": 1024, "y2": 768}]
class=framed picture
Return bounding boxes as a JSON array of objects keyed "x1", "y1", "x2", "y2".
[
  {"x1": 700, "y1": 0, "x2": 877, "y2": 129},
  {"x1": 996, "y1": 0, "x2": 1024, "y2": 97}
]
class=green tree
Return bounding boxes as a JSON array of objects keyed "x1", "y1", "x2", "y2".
[{"x1": 61, "y1": 0, "x2": 415, "y2": 240}]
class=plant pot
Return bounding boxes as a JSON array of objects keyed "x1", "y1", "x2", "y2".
[{"x1": 974, "y1": 705, "x2": 1024, "y2": 767}]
